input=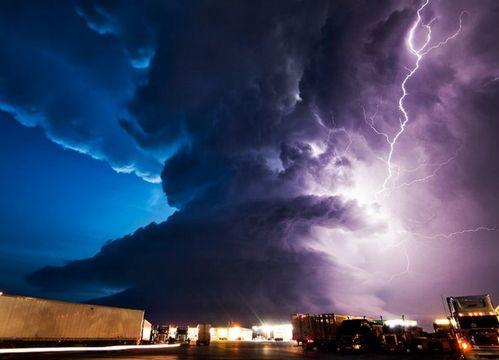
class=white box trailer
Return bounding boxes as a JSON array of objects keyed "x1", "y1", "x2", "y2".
[
  {"x1": 0, "y1": 293, "x2": 148, "y2": 345},
  {"x1": 141, "y1": 319, "x2": 153, "y2": 343}
]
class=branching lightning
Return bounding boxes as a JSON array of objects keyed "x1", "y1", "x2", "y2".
[
  {"x1": 404, "y1": 225, "x2": 498, "y2": 241},
  {"x1": 367, "y1": 0, "x2": 466, "y2": 197},
  {"x1": 313, "y1": 106, "x2": 352, "y2": 158},
  {"x1": 320, "y1": 2, "x2": 494, "y2": 285},
  {"x1": 388, "y1": 245, "x2": 411, "y2": 282},
  {"x1": 389, "y1": 145, "x2": 461, "y2": 193},
  {"x1": 366, "y1": 1, "x2": 482, "y2": 282}
]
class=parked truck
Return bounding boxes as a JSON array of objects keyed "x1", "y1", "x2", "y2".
[
  {"x1": 291, "y1": 313, "x2": 349, "y2": 350},
  {"x1": 0, "y1": 293, "x2": 150, "y2": 347},
  {"x1": 447, "y1": 294, "x2": 499, "y2": 359},
  {"x1": 196, "y1": 324, "x2": 211, "y2": 345},
  {"x1": 337, "y1": 318, "x2": 383, "y2": 352},
  {"x1": 154, "y1": 325, "x2": 169, "y2": 343},
  {"x1": 380, "y1": 319, "x2": 426, "y2": 353},
  {"x1": 175, "y1": 326, "x2": 189, "y2": 345},
  {"x1": 427, "y1": 318, "x2": 457, "y2": 353}
]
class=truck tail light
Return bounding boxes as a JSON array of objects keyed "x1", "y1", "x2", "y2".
[{"x1": 307, "y1": 339, "x2": 314, "y2": 343}]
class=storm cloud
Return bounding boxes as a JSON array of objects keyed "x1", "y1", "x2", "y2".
[{"x1": 4, "y1": 0, "x2": 497, "y2": 325}]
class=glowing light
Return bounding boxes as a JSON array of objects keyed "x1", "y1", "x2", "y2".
[
  {"x1": 252, "y1": 324, "x2": 293, "y2": 341},
  {"x1": 228, "y1": 326, "x2": 252, "y2": 341},
  {"x1": 168, "y1": 326, "x2": 177, "y2": 339},
  {"x1": 210, "y1": 327, "x2": 252, "y2": 341},
  {"x1": 0, "y1": 344, "x2": 180, "y2": 355},
  {"x1": 458, "y1": 338, "x2": 471, "y2": 352},
  {"x1": 434, "y1": 318, "x2": 450, "y2": 325},
  {"x1": 217, "y1": 328, "x2": 228, "y2": 339},
  {"x1": 385, "y1": 319, "x2": 418, "y2": 328},
  {"x1": 188, "y1": 326, "x2": 199, "y2": 340}
]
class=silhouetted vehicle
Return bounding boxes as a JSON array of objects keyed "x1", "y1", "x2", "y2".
[
  {"x1": 176, "y1": 326, "x2": 190, "y2": 345},
  {"x1": 155, "y1": 325, "x2": 170, "y2": 343},
  {"x1": 337, "y1": 319, "x2": 382, "y2": 352},
  {"x1": 291, "y1": 313, "x2": 349, "y2": 350},
  {"x1": 196, "y1": 324, "x2": 211, "y2": 346},
  {"x1": 381, "y1": 321, "x2": 425, "y2": 353},
  {"x1": 427, "y1": 319, "x2": 458, "y2": 353},
  {"x1": 381, "y1": 332, "x2": 405, "y2": 352},
  {"x1": 409, "y1": 336, "x2": 429, "y2": 353}
]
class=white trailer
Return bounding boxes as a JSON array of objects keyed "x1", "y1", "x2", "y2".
[{"x1": 0, "y1": 293, "x2": 148, "y2": 346}]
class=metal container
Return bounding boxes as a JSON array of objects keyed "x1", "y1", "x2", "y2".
[{"x1": 0, "y1": 293, "x2": 144, "y2": 343}]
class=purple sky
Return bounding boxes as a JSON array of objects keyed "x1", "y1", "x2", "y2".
[{"x1": 1, "y1": 0, "x2": 497, "y2": 329}]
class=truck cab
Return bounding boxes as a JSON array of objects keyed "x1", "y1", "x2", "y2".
[
  {"x1": 337, "y1": 319, "x2": 381, "y2": 352},
  {"x1": 176, "y1": 326, "x2": 190, "y2": 345},
  {"x1": 381, "y1": 319, "x2": 426, "y2": 353},
  {"x1": 427, "y1": 318, "x2": 457, "y2": 353},
  {"x1": 447, "y1": 295, "x2": 499, "y2": 359}
]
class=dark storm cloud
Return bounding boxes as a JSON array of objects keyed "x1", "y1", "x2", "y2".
[
  {"x1": 74, "y1": 0, "x2": 157, "y2": 69},
  {"x1": 25, "y1": 0, "x2": 386, "y2": 322},
  {"x1": 29, "y1": 194, "x2": 366, "y2": 323},
  {"x1": 0, "y1": 0, "x2": 162, "y2": 181},
  {"x1": 22, "y1": 0, "x2": 499, "y2": 324}
]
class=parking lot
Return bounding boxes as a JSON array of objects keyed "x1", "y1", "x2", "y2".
[{"x1": 9, "y1": 341, "x2": 461, "y2": 360}]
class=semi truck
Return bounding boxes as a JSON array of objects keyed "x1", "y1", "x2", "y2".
[
  {"x1": 0, "y1": 293, "x2": 151, "y2": 347},
  {"x1": 380, "y1": 319, "x2": 425, "y2": 353},
  {"x1": 447, "y1": 294, "x2": 499, "y2": 359},
  {"x1": 155, "y1": 325, "x2": 170, "y2": 343},
  {"x1": 292, "y1": 312, "x2": 429, "y2": 354},
  {"x1": 196, "y1": 324, "x2": 211, "y2": 345},
  {"x1": 337, "y1": 318, "x2": 383, "y2": 352},
  {"x1": 427, "y1": 318, "x2": 457, "y2": 353},
  {"x1": 175, "y1": 326, "x2": 189, "y2": 345},
  {"x1": 291, "y1": 313, "x2": 349, "y2": 350}
]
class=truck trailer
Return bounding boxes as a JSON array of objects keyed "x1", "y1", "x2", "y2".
[
  {"x1": 196, "y1": 324, "x2": 211, "y2": 345},
  {"x1": 0, "y1": 293, "x2": 150, "y2": 347},
  {"x1": 291, "y1": 313, "x2": 350, "y2": 350}
]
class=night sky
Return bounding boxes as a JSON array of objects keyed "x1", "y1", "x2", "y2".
[{"x1": 1, "y1": 0, "x2": 498, "y2": 328}]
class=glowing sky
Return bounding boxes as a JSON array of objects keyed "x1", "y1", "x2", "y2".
[{"x1": 0, "y1": 0, "x2": 498, "y2": 327}]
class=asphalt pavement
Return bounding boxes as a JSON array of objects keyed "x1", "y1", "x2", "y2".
[{"x1": 1, "y1": 341, "x2": 462, "y2": 360}]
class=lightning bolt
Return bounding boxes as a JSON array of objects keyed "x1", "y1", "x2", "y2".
[
  {"x1": 404, "y1": 225, "x2": 498, "y2": 241},
  {"x1": 332, "y1": 3, "x2": 480, "y2": 284},
  {"x1": 369, "y1": 0, "x2": 466, "y2": 197},
  {"x1": 386, "y1": 225, "x2": 497, "y2": 282},
  {"x1": 388, "y1": 145, "x2": 461, "y2": 194},
  {"x1": 313, "y1": 107, "x2": 352, "y2": 158},
  {"x1": 388, "y1": 244, "x2": 412, "y2": 282}
]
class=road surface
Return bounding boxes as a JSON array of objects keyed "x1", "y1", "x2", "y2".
[{"x1": 3, "y1": 341, "x2": 460, "y2": 359}]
